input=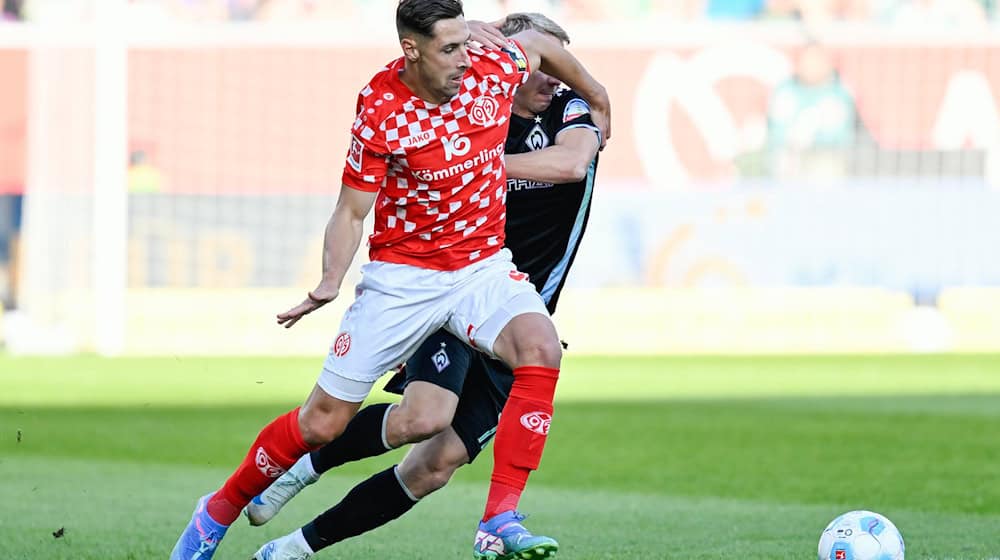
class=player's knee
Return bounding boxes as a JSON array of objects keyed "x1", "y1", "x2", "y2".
[
  {"x1": 402, "y1": 414, "x2": 450, "y2": 443},
  {"x1": 421, "y1": 462, "x2": 457, "y2": 493},
  {"x1": 402, "y1": 459, "x2": 459, "y2": 497},
  {"x1": 390, "y1": 407, "x2": 451, "y2": 445},
  {"x1": 299, "y1": 423, "x2": 343, "y2": 447},
  {"x1": 538, "y1": 337, "x2": 563, "y2": 367},
  {"x1": 515, "y1": 337, "x2": 562, "y2": 369},
  {"x1": 298, "y1": 414, "x2": 347, "y2": 447}
]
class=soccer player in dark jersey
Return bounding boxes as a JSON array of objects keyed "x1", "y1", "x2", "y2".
[
  {"x1": 168, "y1": 2, "x2": 610, "y2": 560},
  {"x1": 247, "y1": 13, "x2": 601, "y2": 560}
]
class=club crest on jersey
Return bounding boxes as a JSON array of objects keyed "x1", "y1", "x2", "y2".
[
  {"x1": 347, "y1": 136, "x2": 364, "y2": 172},
  {"x1": 469, "y1": 95, "x2": 500, "y2": 126},
  {"x1": 562, "y1": 98, "x2": 591, "y2": 123},
  {"x1": 431, "y1": 348, "x2": 450, "y2": 372},
  {"x1": 525, "y1": 124, "x2": 549, "y2": 151}
]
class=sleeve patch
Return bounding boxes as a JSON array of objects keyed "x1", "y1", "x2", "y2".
[
  {"x1": 347, "y1": 135, "x2": 364, "y2": 173},
  {"x1": 501, "y1": 40, "x2": 529, "y2": 74},
  {"x1": 562, "y1": 98, "x2": 591, "y2": 123}
]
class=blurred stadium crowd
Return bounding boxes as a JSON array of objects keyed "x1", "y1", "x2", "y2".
[
  {"x1": 2, "y1": 0, "x2": 999, "y2": 354},
  {"x1": 2, "y1": 0, "x2": 998, "y2": 26}
]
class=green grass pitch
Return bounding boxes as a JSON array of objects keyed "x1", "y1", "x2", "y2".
[{"x1": 2, "y1": 354, "x2": 999, "y2": 559}]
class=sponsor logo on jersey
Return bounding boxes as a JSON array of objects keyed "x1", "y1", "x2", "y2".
[
  {"x1": 507, "y1": 178, "x2": 554, "y2": 191},
  {"x1": 400, "y1": 128, "x2": 437, "y2": 148},
  {"x1": 469, "y1": 95, "x2": 500, "y2": 126},
  {"x1": 562, "y1": 98, "x2": 591, "y2": 123},
  {"x1": 412, "y1": 141, "x2": 505, "y2": 182},
  {"x1": 347, "y1": 136, "x2": 364, "y2": 172},
  {"x1": 520, "y1": 411, "x2": 551, "y2": 435},
  {"x1": 333, "y1": 332, "x2": 352, "y2": 357},
  {"x1": 835, "y1": 550, "x2": 847, "y2": 560},
  {"x1": 525, "y1": 124, "x2": 549, "y2": 151},
  {"x1": 441, "y1": 133, "x2": 472, "y2": 162},
  {"x1": 509, "y1": 270, "x2": 529, "y2": 282},
  {"x1": 432, "y1": 348, "x2": 450, "y2": 372},
  {"x1": 255, "y1": 447, "x2": 286, "y2": 478}
]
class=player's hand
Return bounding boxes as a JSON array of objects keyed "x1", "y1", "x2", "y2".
[
  {"x1": 467, "y1": 19, "x2": 506, "y2": 51},
  {"x1": 591, "y1": 101, "x2": 611, "y2": 150},
  {"x1": 277, "y1": 288, "x2": 337, "y2": 329}
]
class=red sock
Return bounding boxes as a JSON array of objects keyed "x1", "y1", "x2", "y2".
[
  {"x1": 483, "y1": 366, "x2": 559, "y2": 521},
  {"x1": 205, "y1": 407, "x2": 314, "y2": 525}
]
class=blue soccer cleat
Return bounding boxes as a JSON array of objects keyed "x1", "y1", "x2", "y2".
[
  {"x1": 473, "y1": 510, "x2": 558, "y2": 560},
  {"x1": 169, "y1": 493, "x2": 229, "y2": 560}
]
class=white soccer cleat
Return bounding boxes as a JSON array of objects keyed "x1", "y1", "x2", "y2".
[
  {"x1": 251, "y1": 530, "x2": 314, "y2": 560},
  {"x1": 244, "y1": 455, "x2": 319, "y2": 526}
]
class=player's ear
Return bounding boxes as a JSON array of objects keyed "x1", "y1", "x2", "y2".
[{"x1": 401, "y1": 37, "x2": 420, "y2": 63}]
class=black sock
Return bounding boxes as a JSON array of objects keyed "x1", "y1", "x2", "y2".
[
  {"x1": 310, "y1": 402, "x2": 393, "y2": 474},
  {"x1": 301, "y1": 466, "x2": 417, "y2": 552}
]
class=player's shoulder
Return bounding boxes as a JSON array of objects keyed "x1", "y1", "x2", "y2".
[
  {"x1": 550, "y1": 88, "x2": 584, "y2": 110},
  {"x1": 359, "y1": 60, "x2": 406, "y2": 105},
  {"x1": 354, "y1": 60, "x2": 408, "y2": 132}
]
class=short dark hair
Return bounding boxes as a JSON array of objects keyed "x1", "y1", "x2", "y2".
[{"x1": 396, "y1": 0, "x2": 464, "y2": 39}]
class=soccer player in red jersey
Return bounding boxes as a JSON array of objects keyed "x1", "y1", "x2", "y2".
[
  {"x1": 245, "y1": 13, "x2": 600, "y2": 560},
  {"x1": 168, "y1": 2, "x2": 609, "y2": 559}
]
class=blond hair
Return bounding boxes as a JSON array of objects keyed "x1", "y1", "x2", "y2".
[{"x1": 499, "y1": 12, "x2": 570, "y2": 45}]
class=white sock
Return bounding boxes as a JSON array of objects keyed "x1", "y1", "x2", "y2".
[
  {"x1": 291, "y1": 528, "x2": 315, "y2": 555},
  {"x1": 290, "y1": 454, "x2": 319, "y2": 484}
]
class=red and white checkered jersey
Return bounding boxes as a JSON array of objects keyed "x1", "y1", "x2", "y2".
[{"x1": 342, "y1": 41, "x2": 530, "y2": 271}]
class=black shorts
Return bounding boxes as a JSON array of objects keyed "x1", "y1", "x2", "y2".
[{"x1": 382, "y1": 329, "x2": 513, "y2": 462}]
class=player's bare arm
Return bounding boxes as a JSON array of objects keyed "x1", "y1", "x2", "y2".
[
  {"x1": 506, "y1": 127, "x2": 600, "y2": 184},
  {"x1": 512, "y1": 29, "x2": 611, "y2": 147},
  {"x1": 276, "y1": 185, "x2": 377, "y2": 328}
]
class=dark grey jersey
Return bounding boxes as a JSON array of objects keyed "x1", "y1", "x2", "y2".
[{"x1": 504, "y1": 89, "x2": 600, "y2": 314}]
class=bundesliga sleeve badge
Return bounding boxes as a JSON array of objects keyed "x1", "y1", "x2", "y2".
[
  {"x1": 347, "y1": 135, "x2": 364, "y2": 172},
  {"x1": 502, "y1": 41, "x2": 529, "y2": 73},
  {"x1": 562, "y1": 98, "x2": 591, "y2": 123}
]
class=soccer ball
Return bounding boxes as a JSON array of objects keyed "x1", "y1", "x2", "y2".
[{"x1": 818, "y1": 510, "x2": 905, "y2": 560}]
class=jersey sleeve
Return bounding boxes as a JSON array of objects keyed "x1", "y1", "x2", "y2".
[
  {"x1": 501, "y1": 38, "x2": 531, "y2": 78},
  {"x1": 554, "y1": 91, "x2": 601, "y2": 143},
  {"x1": 478, "y1": 38, "x2": 530, "y2": 96},
  {"x1": 341, "y1": 91, "x2": 390, "y2": 192}
]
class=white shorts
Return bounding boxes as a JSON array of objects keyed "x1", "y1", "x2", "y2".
[{"x1": 317, "y1": 248, "x2": 549, "y2": 402}]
